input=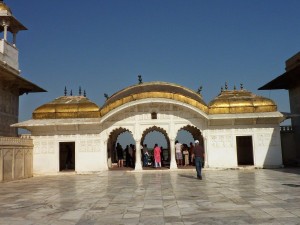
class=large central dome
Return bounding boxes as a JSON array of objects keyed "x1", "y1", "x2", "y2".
[{"x1": 100, "y1": 81, "x2": 208, "y2": 116}]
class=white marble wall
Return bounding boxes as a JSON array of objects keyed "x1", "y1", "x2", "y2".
[
  {"x1": 206, "y1": 125, "x2": 282, "y2": 168},
  {"x1": 32, "y1": 134, "x2": 107, "y2": 175}
]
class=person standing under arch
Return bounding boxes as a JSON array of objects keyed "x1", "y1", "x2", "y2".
[
  {"x1": 182, "y1": 144, "x2": 189, "y2": 166},
  {"x1": 116, "y1": 143, "x2": 124, "y2": 167},
  {"x1": 153, "y1": 144, "x2": 161, "y2": 168},
  {"x1": 143, "y1": 144, "x2": 149, "y2": 167},
  {"x1": 189, "y1": 142, "x2": 195, "y2": 166},
  {"x1": 175, "y1": 140, "x2": 182, "y2": 166}
]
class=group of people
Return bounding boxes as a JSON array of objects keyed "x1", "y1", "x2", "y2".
[
  {"x1": 116, "y1": 143, "x2": 163, "y2": 168},
  {"x1": 142, "y1": 143, "x2": 163, "y2": 168},
  {"x1": 116, "y1": 140, "x2": 205, "y2": 179},
  {"x1": 175, "y1": 141, "x2": 196, "y2": 166},
  {"x1": 116, "y1": 143, "x2": 136, "y2": 168}
]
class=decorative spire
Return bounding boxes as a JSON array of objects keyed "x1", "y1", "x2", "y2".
[
  {"x1": 104, "y1": 93, "x2": 109, "y2": 100},
  {"x1": 70, "y1": 90, "x2": 73, "y2": 96},
  {"x1": 240, "y1": 83, "x2": 244, "y2": 90},
  {"x1": 225, "y1": 82, "x2": 228, "y2": 90},
  {"x1": 197, "y1": 86, "x2": 203, "y2": 94},
  {"x1": 83, "y1": 90, "x2": 86, "y2": 97},
  {"x1": 79, "y1": 86, "x2": 82, "y2": 95},
  {"x1": 138, "y1": 74, "x2": 143, "y2": 84},
  {"x1": 221, "y1": 86, "x2": 224, "y2": 92},
  {"x1": 234, "y1": 85, "x2": 236, "y2": 90},
  {"x1": 64, "y1": 86, "x2": 67, "y2": 96}
]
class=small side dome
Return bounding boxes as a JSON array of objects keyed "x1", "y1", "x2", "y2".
[
  {"x1": 208, "y1": 90, "x2": 277, "y2": 114},
  {"x1": 33, "y1": 96, "x2": 100, "y2": 119},
  {"x1": 0, "y1": 2, "x2": 12, "y2": 15}
]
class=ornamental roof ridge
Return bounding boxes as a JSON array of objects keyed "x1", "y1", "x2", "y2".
[{"x1": 102, "y1": 81, "x2": 206, "y2": 108}]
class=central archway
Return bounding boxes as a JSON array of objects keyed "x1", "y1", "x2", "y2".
[{"x1": 141, "y1": 126, "x2": 170, "y2": 168}]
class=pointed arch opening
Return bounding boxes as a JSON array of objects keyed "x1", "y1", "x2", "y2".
[
  {"x1": 175, "y1": 125, "x2": 204, "y2": 167},
  {"x1": 179, "y1": 125, "x2": 203, "y2": 141},
  {"x1": 107, "y1": 127, "x2": 134, "y2": 169},
  {"x1": 140, "y1": 126, "x2": 170, "y2": 168}
]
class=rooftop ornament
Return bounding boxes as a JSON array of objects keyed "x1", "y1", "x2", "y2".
[
  {"x1": 240, "y1": 83, "x2": 244, "y2": 90},
  {"x1": 197, "y1": 86, "x2": 203, "y2": 94},
  {"x1": 138, "y1": 74, "x2": 143, "y2": 84},
  {"x1": 104, "y1": 93, "x2": 109, "y2": 100},
  {"x1": 83, "y1": 90, "x2": 86, "y2": 97},
  {"x1": 64, "y1": 86, "x2": 67, "y2": 96},
  {"x1": 79, "y1": 86, "x2": 82, "y2": 96},
  {"x1": 225, "y1": 82, "x2": 228, "y2": 90}
]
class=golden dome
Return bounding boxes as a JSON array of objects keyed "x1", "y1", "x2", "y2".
[
  {"x1": 33, "y1": 96, "x2": 100, "y2": 119},
  {"x1": 208, "y1": 90, "x2": 277, "y2": 114},
  {"x1": 100, "y1": 81, "x2": 208, "y2": 116},
  {"x1": 0, "y1": 2, "x2": 12, "y2": 14}
]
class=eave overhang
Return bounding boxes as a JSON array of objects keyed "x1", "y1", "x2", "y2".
[
  {"x1": 0, "y1": 66, "x2": 46, "y2": 95},
  {"x1": 258, "y1": 66, "x2": 300, "y2": 90},
  {"x1": 11, "y1": 118, "x2": 101, "y2": 129}
]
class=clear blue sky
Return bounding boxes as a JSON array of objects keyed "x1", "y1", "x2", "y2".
[{"x1": 8, "y1": 0, "x2": 300, "y2": 127}]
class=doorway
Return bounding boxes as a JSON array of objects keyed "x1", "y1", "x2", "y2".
[
  {"x1": 236, "y1": 136, "x2": 254, "y2": 165},
  {"x1": 59, "y1": 142, "x2": 75, "y2": 171}
]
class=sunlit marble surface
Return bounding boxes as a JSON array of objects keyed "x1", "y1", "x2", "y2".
[{"x1": 0, "y1": 169, "x2": 300, "y2": 225}]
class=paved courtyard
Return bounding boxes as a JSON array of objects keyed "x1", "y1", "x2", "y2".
[{"x1": 0, "y1": 169, "x2": 300, "y2": 225}]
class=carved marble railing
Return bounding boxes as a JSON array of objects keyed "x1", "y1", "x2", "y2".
[
  {"x1": 280, "y1": 126, "x2": 293, "y2": 132},
  {"x1": 0, "y1": 136, "x2": 33, "y2": 182}
]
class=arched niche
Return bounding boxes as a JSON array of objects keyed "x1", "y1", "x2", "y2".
[{"x1": 107, "y1": 127, "x2": 133, "y2": 168}]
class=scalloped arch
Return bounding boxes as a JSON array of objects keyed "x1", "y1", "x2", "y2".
[
  {"x1": 177, "y1": 124, "x2": 203, "y2": 144},
  {"x1": 140, "y1": 126, "x2": 170, "y2": 150}
]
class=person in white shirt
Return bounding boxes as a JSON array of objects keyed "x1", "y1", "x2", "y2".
[{"x1": 175, "y1": 140, "x2": 183, "y2": 166}]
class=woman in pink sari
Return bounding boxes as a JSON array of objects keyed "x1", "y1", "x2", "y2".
[{"x1": 153, "y1": 144, "x2": 161, "y2": 168}]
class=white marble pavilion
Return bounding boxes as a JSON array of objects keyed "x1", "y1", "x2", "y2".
[{"x1": 13, "y1": 82, "x2": 284, "y2": 175}]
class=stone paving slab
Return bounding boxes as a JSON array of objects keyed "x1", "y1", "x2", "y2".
[{"x1": 0, "y1": 169, "x2": 300, "y2": 225}]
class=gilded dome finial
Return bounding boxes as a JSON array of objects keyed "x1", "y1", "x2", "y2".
[
  {"x1": 64, "y1": 86, "x2": 67, "y2": 96},
  {"x1": 225, "y1": 82, "x2": 228, "y2": 90},
  {"x1": 79, "y1": 86, "x2": 82, "y2": 96},
  {"x1": 138, "y1": 74, "x2": 143, "y2": 84}
]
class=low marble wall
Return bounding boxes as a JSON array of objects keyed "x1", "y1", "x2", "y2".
[{"x1": 0, "y1": 136, "x2": 33, "y2": 182}]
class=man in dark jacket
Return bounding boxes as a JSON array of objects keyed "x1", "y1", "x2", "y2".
[{"x1": 194, "y1": 140, "x2": 205, "y2": 180}]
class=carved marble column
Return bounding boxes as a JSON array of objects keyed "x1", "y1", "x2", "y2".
[
  {"x1": 12, "y1": 32, "x2": 17, "y2": 46},
  {"x1": 134, "y1": 140, "x2": 142, "y2": 171},
  {"x1": 202, "y1": 132, "x2": 208, "y2": 168},
  {"x1": 169, "y1": 139, "x2": 177, "y2": 170},
  {"x1": 2, "y1": 20, "x2": 9, "y2": 41}
]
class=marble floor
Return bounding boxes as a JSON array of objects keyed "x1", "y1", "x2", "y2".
[{"x1": 0, "y1": 168, "x2": 300, "y2": 225}]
